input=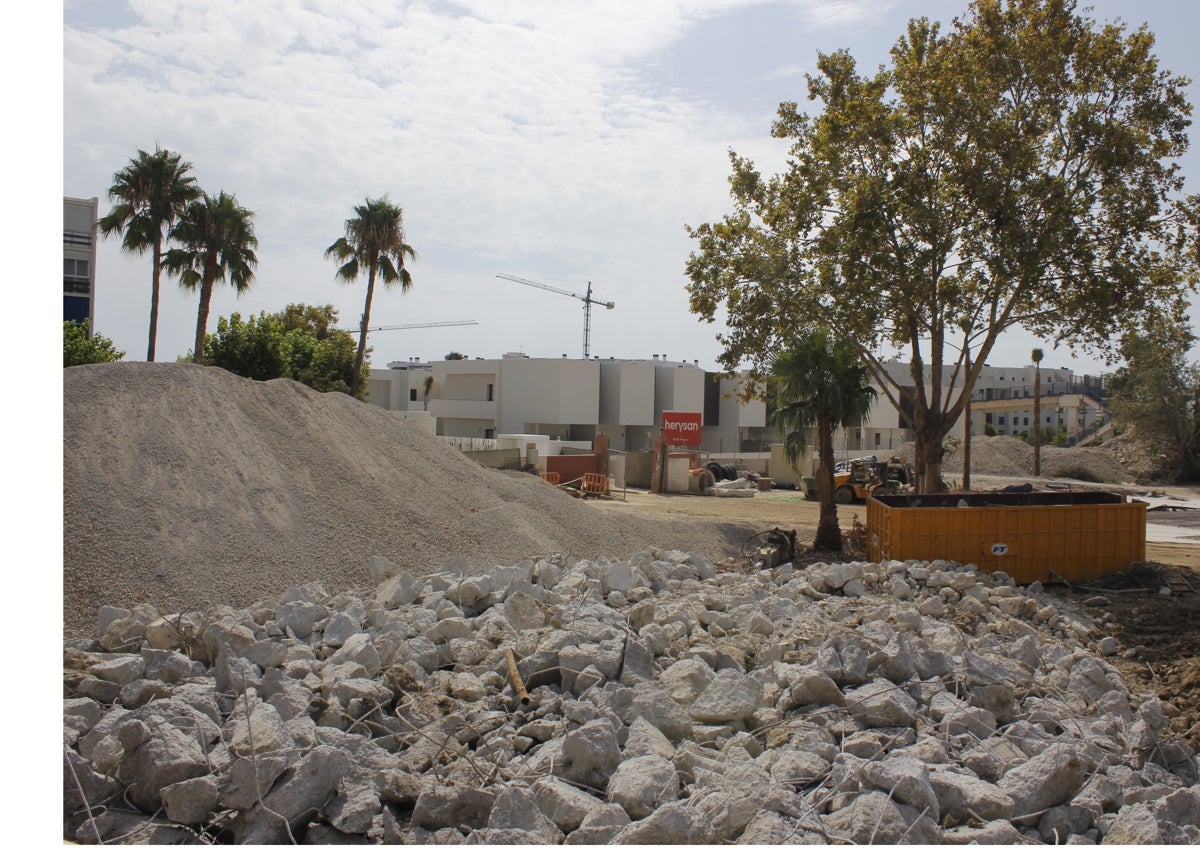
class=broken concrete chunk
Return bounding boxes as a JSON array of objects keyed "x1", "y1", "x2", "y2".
[
  {"x1": 161, "y1": 775, "x2": 219, "y2": 825},
  {"x1": 607, "y1": 753, "x2": 680, "y2": 819},
  {"x1": 689, "y1": 669, "x2": 762, "y2": 724},
  {"x1": 844, "y1": 678, "x2": 919, "y2": 728},
  {"x1": 412, "y1": 784, "x2": 496, "y2": 832}
]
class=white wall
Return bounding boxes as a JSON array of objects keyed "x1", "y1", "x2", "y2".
[
  {"x1": 366, "y1": 363, "x2": 431, "y2": 412},
  {"x1": 599, "y1": 361, "x2": 655, "y2": 427},
  {"x1": 499, "y1": 357, "x2": 600, "y2": 432},
  {"x1": 653, "y1": 362, "x2": 705, "y2": 422}
]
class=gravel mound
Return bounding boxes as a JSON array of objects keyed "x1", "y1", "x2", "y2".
[
  {"x1": 902, "y1": 435, "x2": 1134, "y2": 484},
  {"x1": 63, "y1": 363, "x2": 750, "y2": 638}
]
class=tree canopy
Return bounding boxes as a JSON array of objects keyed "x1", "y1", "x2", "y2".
[
  {"x1": 64, "y1": 320, "x2": 125, "y2": 367},
  {"x1": 195, "y1": 304, "x2": 365, "y2": 398},
  {"x1": 1108, "y1": 309, "x2": 1200, "y2": 482},
  {"x1": 686, "y1": 0, "x2": 1196, "y2": 491}
]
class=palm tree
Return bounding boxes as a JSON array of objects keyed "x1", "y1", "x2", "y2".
[
  {"x1": 770, "y1": 328, "x2": 877, "y2": 551},
  {"x1": 96, "y1": 147, "x2": 202, "y2": 361},
  {"x1": 163, "y1": 192, "x2": 258, "y2": 364},
  {"x1": 325, "y1": 197, "x2": 416, "y2": 396},
  {"x1": 423, "y1": 374, "x2": 435, "y2": 410},
  {"x1": 1032, "y1": 347, "x2": 1044, "y2": 476}
]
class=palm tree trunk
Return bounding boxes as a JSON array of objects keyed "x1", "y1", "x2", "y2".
[
  {"x1": 193, "y1": 276, "x2": 214, "y2": 364},
  {"x1": 148, "y1": 235, "x2": 162, "y2": 362},
  {"x1": 815, "y1": 414, "x2": 842, "y2": 550},
  {"x1": 351, "y1": 265, "x2": 377, "y2": 397}
]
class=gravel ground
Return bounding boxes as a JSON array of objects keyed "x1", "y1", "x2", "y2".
[{"x1": 63, "y1": 363, "x2": 753, "y2": 639}]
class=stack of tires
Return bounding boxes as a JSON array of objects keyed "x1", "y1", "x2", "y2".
[{"x1": 705, "y1": 461, "x2": 740, "y2": 482}]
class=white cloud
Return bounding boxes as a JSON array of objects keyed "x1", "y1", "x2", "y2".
[{"x1": 62, "y1": 0, "x2": 1197, "y2": 372}]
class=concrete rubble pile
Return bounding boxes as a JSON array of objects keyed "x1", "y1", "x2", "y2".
[{"x1": 64, "y1": 551, "x2": 1199, "y2": 844}]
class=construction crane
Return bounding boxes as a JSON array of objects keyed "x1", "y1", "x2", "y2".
[
  {"x1": 343, "y1": 319, "x2": 478, "y2": 333},
  {"x1": 496, "y1": 273, "x2": 614, "y2": 358},
  {"x1": 363, "y1": 320, "x2": 477, "y2": 333}
]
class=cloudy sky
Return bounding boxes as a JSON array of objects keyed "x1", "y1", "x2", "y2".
[{"x1": 60, "y1": 0, "x2": 1199, "y2": 377}]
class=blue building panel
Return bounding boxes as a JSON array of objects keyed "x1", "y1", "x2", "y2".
[{"x1": 64, "y1": 295, "x2": 90, "y2": 324}]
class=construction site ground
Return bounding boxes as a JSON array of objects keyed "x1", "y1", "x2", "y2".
[{"x1": 590, "y1": 475, "x2": 1200, "y2": 751}]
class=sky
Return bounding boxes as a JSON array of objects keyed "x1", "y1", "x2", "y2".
[{"x1": 57, "y1": 0, "x2": 1200, "y2": 378}]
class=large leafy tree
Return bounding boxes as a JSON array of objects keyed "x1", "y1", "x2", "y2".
[
  {"x1": 770, "y1": 329, "x2": 877, "y2": 551},
  {"x1": 96, "y1": 147, "x2": 202, "y2": 361},
  {"x1": 1108, "y1": 310, "x2": 1200, "y2": 482},
  {"x1": 164, "y1": 191, "x2": 259, "y2": 364},
  {"x1": 686, "y1": 0, "x2": 1196, "y2": 492},
  {"x1": 196, "y1": 303, "x2": 365, "y2": 397},
  {"x1": 325, "y1": 197, "x2": 416, "y2": 397},
  {"x1": 64, "y1": 320, "x2": 124, "y2": 367}
]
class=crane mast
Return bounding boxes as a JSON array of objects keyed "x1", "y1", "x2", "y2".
[{"x1": 496, "y1": 273, "x2": 615, "y2": 358}]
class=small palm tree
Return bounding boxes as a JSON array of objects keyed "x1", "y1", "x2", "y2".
[
  {"x1": 1032, "y1": 347, "x2": 1044, "y2": 476},
  {"x1": 97, "y1": 147, "x2": 202, "y2": 361},
  {"x1": 163, "y1": 192, "x2": 258, "y2": 363},
  {"x1": 325, "y1": 197, "x2": 416, "y2": 396},
  {"x1": 423, "y1": 374, "x2": 435, "y2": 410},
  {"x1": 770, "y1": 328, "x2": 877, "y2": 551}
]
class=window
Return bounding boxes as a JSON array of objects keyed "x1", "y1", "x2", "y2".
[
  {"x1": 409, "y1": 389, "x2": 417, "y2": 402},
  {"x1": 486, "y1": 383, "x2": 494, "y2": 401},
  {"x1": 874, "y1": 432, "x2": 881, "y2": 448},
  {"x1": 64, "y1": 258, "x2": 89, "y2": 278},
  {"x1": 484, "y1": 428, "x2": 495, "y2": 439},
  {"x1": 1023, "y1": 417, "x2": 1029, "y2": 426},
  {"x1": 998, "y1": 416, "x2": 1006, "y2": 425}
]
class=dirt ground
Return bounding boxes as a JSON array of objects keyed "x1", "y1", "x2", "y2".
[{"x1": 588, "y1": 479, "x2": 1200, "y2": 751}]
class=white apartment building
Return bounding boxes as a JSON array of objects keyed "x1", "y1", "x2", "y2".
[
  {"x1": 366, "y1": 359, "x2": 433, "y2": 412},
  {"x1": 368, "y1": 351, "x2": 1103, "y2": 456},
  {"x1": 870, "y1": 360, "x2": 1106, "y2": 449},
  {"x1": 366, "y1": 354, "x2": 764, "y2": 450}
]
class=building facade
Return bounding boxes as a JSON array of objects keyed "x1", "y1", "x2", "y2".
[
  {"x1": 64, "y1": 197, "x2": 98, "y2": 327},
  {"x1": 369, "y1": 351, "x2": 1105, "y2": 457},
  {"x1": 367, "y1": 354, "x2": 763, "y2": 451}
]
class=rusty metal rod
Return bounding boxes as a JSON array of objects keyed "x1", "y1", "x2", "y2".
[{"x1": 505, "y1": 648, "x2": 530, "y2": 704}]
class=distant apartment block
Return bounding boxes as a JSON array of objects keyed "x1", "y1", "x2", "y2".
[
  {"x1": 370, "y1": 353, "x2": 766, "y2": 451},
  {"x1": 368, "y1": 351, "x2": 1105, "y2": 456},
  {"x1": 875, "y1": 359, "x2": 1107, "y2": 449},
  {"x1": 64, "y1": 197, "x2": 98, "y2": 327}
]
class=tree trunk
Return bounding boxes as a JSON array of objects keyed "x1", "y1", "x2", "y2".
[
  {"x1": 148, "y1": 235, "x2": 162, "y2": 362},
  {"x1": 918, "y1": 426, "x2": 947, "y2": 493},
  {"x1": 350, "y1": 266, "x2": 377, "y2": 398},
  {"x1": 814, "y1": 414, "x2": 842, "y2": 551},
  {"x1": 192, "y1": 275, "x2": 214, "y2": 364}
]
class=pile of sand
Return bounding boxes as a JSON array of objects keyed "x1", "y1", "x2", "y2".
[
  {"x1": 902, "y1": 435, "x2": 1134, "y2": 484},
  {"x1": 63, "y1": 363, "x2": 749, "y2": 638}
]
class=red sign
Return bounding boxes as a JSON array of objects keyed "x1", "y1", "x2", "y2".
[{"x1": 662, "y1": 411, "x2": 702, "y2": 447}]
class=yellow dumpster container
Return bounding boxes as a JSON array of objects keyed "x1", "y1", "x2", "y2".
[{"x1": 866, "y1": 491, "x2": 1146, "y2": 584}]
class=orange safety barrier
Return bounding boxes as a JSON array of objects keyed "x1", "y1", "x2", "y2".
[
  {"x1": 581, "y1": 473, "x2": 610, "y2": 497},
  {"x1": 540, "y1": 472, "x2": 561, "y2": 485}
]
